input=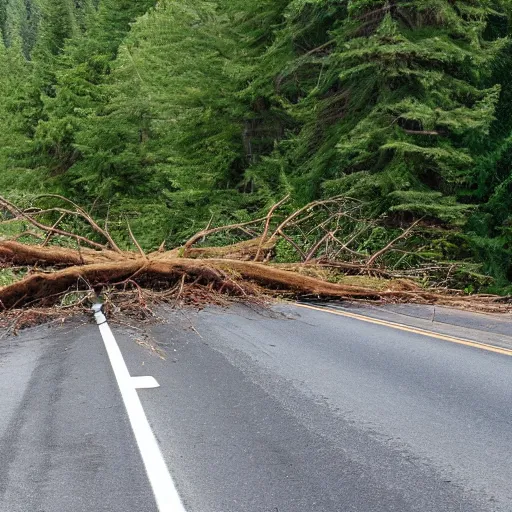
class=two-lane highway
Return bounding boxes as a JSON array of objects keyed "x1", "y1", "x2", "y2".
[{"x1": 1, "y1": 303, "x2": 511, "y2": 511}]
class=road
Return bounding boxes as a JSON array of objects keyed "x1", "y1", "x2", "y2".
[{"x1": 1, "y1": 302, "x2": 511, "y2": 511}]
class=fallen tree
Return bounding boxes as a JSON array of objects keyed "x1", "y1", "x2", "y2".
[{"x1": 1, "y1": 194, "x2": 511, "y2": 326}]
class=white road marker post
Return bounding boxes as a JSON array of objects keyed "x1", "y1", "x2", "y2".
[{"x1": 92, "y1": 304, "x2": 187, "y2": 512}]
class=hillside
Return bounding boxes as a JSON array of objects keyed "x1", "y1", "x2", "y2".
[{"x1": 0, "y1": 0, "x2": 511, "y2": 292}]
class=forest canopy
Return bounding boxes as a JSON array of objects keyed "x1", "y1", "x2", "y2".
[{"x1": 0, "y1": 0, "x2": 511, "y2": 291}]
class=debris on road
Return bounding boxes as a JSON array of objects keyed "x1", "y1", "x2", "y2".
[{"x1": 1, "y1": 194, "x2": 510, "y2": 333}]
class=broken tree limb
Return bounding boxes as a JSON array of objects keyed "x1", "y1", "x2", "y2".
[
  {"x1": 366, "y1": 219, "x2": 422, "y2": 268},
  {"x1": 37, "y1": 194, "x2": 123, "y2": 253},
  {"x1": 0, "y1": 240, "x2": 131, "y2": 266},
  {"x1": 0, "y1": 255, "x2": 439, "y2": 310},
  {"x1": 0, "y1": 196, "x2": 114, "y2": 252},
  {"x1": 1, "y1": 195, "x2": 510, "y2": 319},
  {"x1": 254, "y1": 195, "x2": 290, "y2": 262},
  {"x1": 183, "y1": 216, "x2": 268, "y2": 256}
]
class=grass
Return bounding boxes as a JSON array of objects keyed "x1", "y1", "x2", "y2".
[{"x1": 0, "y1": 268, "x2": 27, "y2": 288}]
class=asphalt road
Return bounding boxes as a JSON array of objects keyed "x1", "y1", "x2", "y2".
[{"x1": 1, "y1": 303, "x2": 511, "y2": 512}]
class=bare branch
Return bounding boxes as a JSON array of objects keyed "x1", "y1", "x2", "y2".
[
  {"x1": 0, "y1": 196, "x2": 108, "y2": 251},
  {"x1": 183, "y1": 216, "x2": 267, "y2": 254},
  {"x1": 272, "y1": 196, "x2": 363, "y2": 237},
  {"x1": 304, "y1": 231, "x2": 337, "y2": 263},
  {"x1": 279, "y1": 232, "x2": 307, "y2": 260},
  {"x1": 366, "y1": 219, "x2": 422, "y2": 267},
  {"x1": 403, "y1": 129, "x2": 440, "y2": 136},
  {"x1": 127, "y1": 220, "x2": 148, "y2": 260},
  {"x1": 36, "y1": 194, "x2": 123, "y2": 253},
  {"x1": 254, "y1": 195, "x2": 290, "y2": 262},
  {"x1": 42, "y1": 213, "x2": 66, "y2": 247}
]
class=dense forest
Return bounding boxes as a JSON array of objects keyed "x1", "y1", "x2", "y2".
[{"x1": 0, "y1": 0, "x2": 511, "y2": 292}]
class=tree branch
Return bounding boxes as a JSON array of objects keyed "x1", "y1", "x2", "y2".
[
  {"x1": 366, "y1": 219, "x2": 422, "y2": 267},
  {"x1": 254, "y1": 195, "x2": 290, "y2": 262}
]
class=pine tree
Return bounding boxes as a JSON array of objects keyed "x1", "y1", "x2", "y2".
[
  {"x1": 65, "y1": 0, "x2": 242, "y2": 197},
  {"x1": 32, "y1": 0, "x2": 79, "y2": 59},
  {"x1": 254, "y1": 0, "x2": 506, "y2": 223},
  {"x1": 33, "y1": 0, "x2": 155, "y2": 174},
  {"x1": 237, "y1": 0, "x2": 347, "y2": 197},
  {"x1": 0, "y1": 38, "x2": 41, "y2": 193},
  {"x1": 57, "y1": 0, "x2": 270, "y2": 244},
  {"x1": 1, "y1": 0, "x2": 40, "y2": 57},
  {"x1": 464, "y1": 15, "x2": 512, "y2": 284}
]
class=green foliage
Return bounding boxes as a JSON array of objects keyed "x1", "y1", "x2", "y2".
[
  {"x1": 0, "y1": 0, "x2": 511, "y2": 289},
  {"x1": 274, "y1": 237, "x2": 302, "y2": 263},
  {"x1": 0, "y1": 268, "x2": 22, "y2": 287},
  {"x1": 261, "y1": 0, "x2": 504, "y2": 211}
]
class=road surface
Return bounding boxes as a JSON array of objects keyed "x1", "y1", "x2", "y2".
[{"x1": 0, "y1": 302, "x2": 511, "y2": 511}]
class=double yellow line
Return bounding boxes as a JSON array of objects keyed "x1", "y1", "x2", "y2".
[{"x1": 295, "y1": 303, "x2": 512, "y2": 357}]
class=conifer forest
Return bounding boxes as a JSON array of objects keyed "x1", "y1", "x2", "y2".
[{"x1": 1, "y1": 0, "x2": 512, "y2": 301}]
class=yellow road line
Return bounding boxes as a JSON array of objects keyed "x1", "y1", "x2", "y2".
[{"x1": 295, "y1": 303, "x2": 512, "y2": 357}]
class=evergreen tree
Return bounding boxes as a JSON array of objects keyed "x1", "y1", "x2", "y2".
[
  {"x1": 32, "y1": 0, "x2": 79, "y2": 59},
  {"x1": 465, "y1": 16, "x2": 512, "y2": 284},
  {"x1": 239, "y1": 0, "x2": 346, "y2": 196},
  {"x1": 65, "y1": 0, "x2": 242, "y2": 197},
  {"x1": 0, "y1": 38, "x2": 41, "y2": 193},
  {"x1": 254, "y1": 0, "x2": 506, "y2": 223},
  {"x1": 33, "y1": 0, "x2": 155, "y2": 174},
  {"x1": 1, "y1": 0, "x2": 39, "y2": 57},
  {"x1": 58, "y1": 0, "x2": 271, "y2": 243}
]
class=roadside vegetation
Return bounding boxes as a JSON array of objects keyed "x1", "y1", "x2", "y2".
[{"x1": 1, "y1": 0, "x2": 512, "y2": 322}]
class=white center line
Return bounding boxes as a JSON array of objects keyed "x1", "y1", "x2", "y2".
[{"x1": 94, "y1": 307, "x2": 187, "y2": 512}]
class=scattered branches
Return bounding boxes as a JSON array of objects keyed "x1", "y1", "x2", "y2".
[
  {"x1": 1, "y1": 194, "x2": 510, "y2": 327},
  {"x1": 37, "y1": 194, "x2": 123, "y2": 253},
  {"x1": 0, "y1": 195, "x2": 120, "y2": 252}
]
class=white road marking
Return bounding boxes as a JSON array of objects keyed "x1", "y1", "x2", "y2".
[
  {"x1": 132, "y1": 376, "x2": 161, "y2": 389},
  {"x1": 94, "y1": 308, "x2": 187, "y2": 512}
]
